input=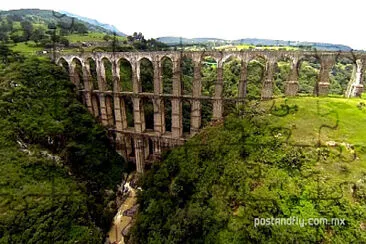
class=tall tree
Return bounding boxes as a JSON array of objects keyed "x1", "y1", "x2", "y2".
[{"x1": 21, "y1": 20, "x2": 33, "y2": 41}]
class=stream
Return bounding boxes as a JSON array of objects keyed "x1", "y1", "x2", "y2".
[{"x1": 106, "y1": 176, "x2": 138, "y2": 244}]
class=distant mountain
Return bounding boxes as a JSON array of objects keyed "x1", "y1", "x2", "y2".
[
  {"x1": 157, "y1": 36, "x2": 353, "y2": 51},
  {"x1": 157, "y1": 37, "x2": 227, "y2": 45},
  {"x1": 59, "y1": 11, "x2": 126, "y2": 36},
  {"x1": 0, "y1": 9, "x2": 115, "y2": 34}
]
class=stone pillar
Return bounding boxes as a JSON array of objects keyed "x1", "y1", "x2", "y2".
[
  {"x1": 124, "y1": 135, "x2": 133, "y2": 157},
  {"x1": 317, "y1": 55, "x2": 336, "y2": 96},
  {"x1": 132, "y1": 61, "x2": 144, "y2": 132},
  {"x1": 153, "y1": 60, "x2": 163, "y2": 133},
  {"x1": 238, "y1": 60, "x2": 248, "y2": 99},
  {"x1": 105, "y1": 96, "x2": 114, "y2": 127},
  {"x1": 152, "y1": 139, "x2": 161, "y2": 159},
  {"x1": 91, "y1": 95, "x2": 100, "y2": 119},
  {"x1": 115, "y1": 132, "x2": 125, "y2": 157},
  {"x1": 285, "y1": 58, "x2": 299, "y2": 96},
  {"x1": 98, "y1": 94, "x2": 108, "y2": 126},
  {"x1": 144, "y1": 138, "x2": 150, "y2": 160},
  {"x1": 118, "y1": 135, "x2": 133, "y2": 160},
  {"x1": 134, "y1": 136, "x2": 145, "y2": 173},
  {"x1": 82, "y1": 63, "x2": 94, "y2": 114},
  {"x1": 120, "y1": 98, "x2": 128, "y2": 129},
  {"x1": 172, "y1": 58, "x2": 182, "y2": 95},
  {"x1": 153, "y1": 98, "x2": 164, "y2": 133},
  {"x1": 191, "y1": 58, "x2": 202, "y2": 134},
  {"x1": 154, "y1": 59, "x2": 162, "y2": 94},
  {"x1": 135, "y1": 61, "x2": 142, "y2": 93},
  {"x1": 171, "y1": 99, "x2": 182, "y2": 138},
  {"x1": 96, "y1": 58, "x2": 108, "y2": 125},
  {"x1": 112, "y1": 61, "x2": 123, "y2": 131},
  {"x1": 96, "y1": 58, "x2": 106, "y2": 91},
  {"x1": 213, "y1": 60, "x2": 223, "y2": 120},
  {"x1": 261, "y1": 59, "x2": 275, "y2": 99},
  {"x1": 133, "y1": 97, "x2": 144, "y2": 133},
  {"x1": 68, "y1": 63, "x2": 77, "y2": 86},
  {"x1": 171, "y1": 58, "x2": 182, "y2": 138}
]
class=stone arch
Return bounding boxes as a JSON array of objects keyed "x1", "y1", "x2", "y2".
[
  {"x1": 102, "y1": 57, "x2": 113, "y2": 91},
  {"x1": 273, "y1": 55, "x2": 294, "y2": 96},
  {"x1": 57, "y1": 57, "x2": 69, "y2": 73},
  {"x1": 223, "y1": 55, "x2": 242, "y2": 98},
  {"x1": 222, "y1": 53, "x2": 241, "y2": 63},
  {"x1": 138, "y1": 56, "x2": 153, "y2": 63},
  {"x1": 246, "y1": 55, "x2": 267, "y2": 99},
  {"x1": 91, "y1": 94, "x2": 101, "y2": 120},
  {"x1": 86, "y1": 57, "x2": 98, "y2": 90},
  {"x1": 139, "y1": 58, "x2": 154, "y2": 93},
  {"x1": 181, "y1": 55, "x2": 194, "y2": 95},
  {"x1": 297, "y1": 55, "x2": 321, "y2": 95},
  {"x1": 329, "y1": 55, "x2": 355, "y2": 96},
  {"x1": 118, "y1": 58, "x2": 133, "y2": 92},
  {"x1": 70, "y1": 57, "x2": 84, "y2": 90},
  {"x1": 161, "y1": 56, "x2": 173, "y2": 94}
]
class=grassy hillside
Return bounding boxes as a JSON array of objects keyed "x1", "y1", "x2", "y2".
[
  {"x1": 0, "y1": 9, "x2": 127, "y2": 55},
  {"x1": 0, "y1": 9, "x2": 112, "y2": 35},
  {"x1": 131, "y1": 97, "x2": 366, "y2": 243}
]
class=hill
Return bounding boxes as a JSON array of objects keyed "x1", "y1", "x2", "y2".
[
  {"x1": 59, "y1": 10, "x2": 126, "y2": 36},
  {"x1": 130, "y1": 97, "x2": 366, "y2": 243},
  {"x1": 0, "y1": 9, "x2": 130, "y2": 55},
  {"x1": 0, "y1": 9, "x2": 115, "y2": 36}
]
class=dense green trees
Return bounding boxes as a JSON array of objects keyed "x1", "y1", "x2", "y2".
[
  {"x1": 0, "y1": 47, "x2": 128, "y2": 242},
  {"x1": 126, "y1": 32, "x2": 168, "y2": 51},
  {"x1": 130, "y1": 102, "x2": 366, "y2": 243},
  {"x1": 0, "y1": 10, "x2": 90, "y2": 47}
]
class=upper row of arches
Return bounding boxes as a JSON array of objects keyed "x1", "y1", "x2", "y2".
[{"x1": 58, "y1": 54, "x2": 363, "y2": 98}]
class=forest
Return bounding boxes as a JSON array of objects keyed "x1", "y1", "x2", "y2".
[{"x1": 0, "y1": 45, "x2": 131, "y2": 243}]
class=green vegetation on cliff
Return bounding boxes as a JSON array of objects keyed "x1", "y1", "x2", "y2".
[
  {"x1": 131, "y1": 97, "x2": 366, "y2": 243},
  {"x1": 0, "y1": 46, "x2": 128, "y2": 243}
]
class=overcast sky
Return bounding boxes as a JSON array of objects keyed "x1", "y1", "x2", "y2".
[{"x1": 2, "y1": 0, "x2": 365, "y2": 50}]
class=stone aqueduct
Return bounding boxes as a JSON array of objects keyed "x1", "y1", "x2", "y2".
[{"x1": 56, "y1": 50, "x2": 365, "y2": 173}]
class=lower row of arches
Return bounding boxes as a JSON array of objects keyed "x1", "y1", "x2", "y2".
[{"x1": 87, "y1": 94, "x2": 218, "y2": 135}]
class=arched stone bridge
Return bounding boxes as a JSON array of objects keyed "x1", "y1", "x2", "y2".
[{"x1": 56, "y1": 50, "x2": 365, "y2": 173}]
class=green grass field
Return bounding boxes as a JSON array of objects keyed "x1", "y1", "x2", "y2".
[
  {"x1": 261, "y1": 97, "x2": 366, "y2": 146},
  {"x1": 257, "y1": 97, "x2": 366, "y2": 196},
  {"x1": 9, "y1": 41, "x2": 43, "y2": 55},
  {"x1": 66, "y1": 32, "x2": 126, "y2": 42},
  {"x1": 7, "y1": 32, "x2": 127, "y2": 56}
]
